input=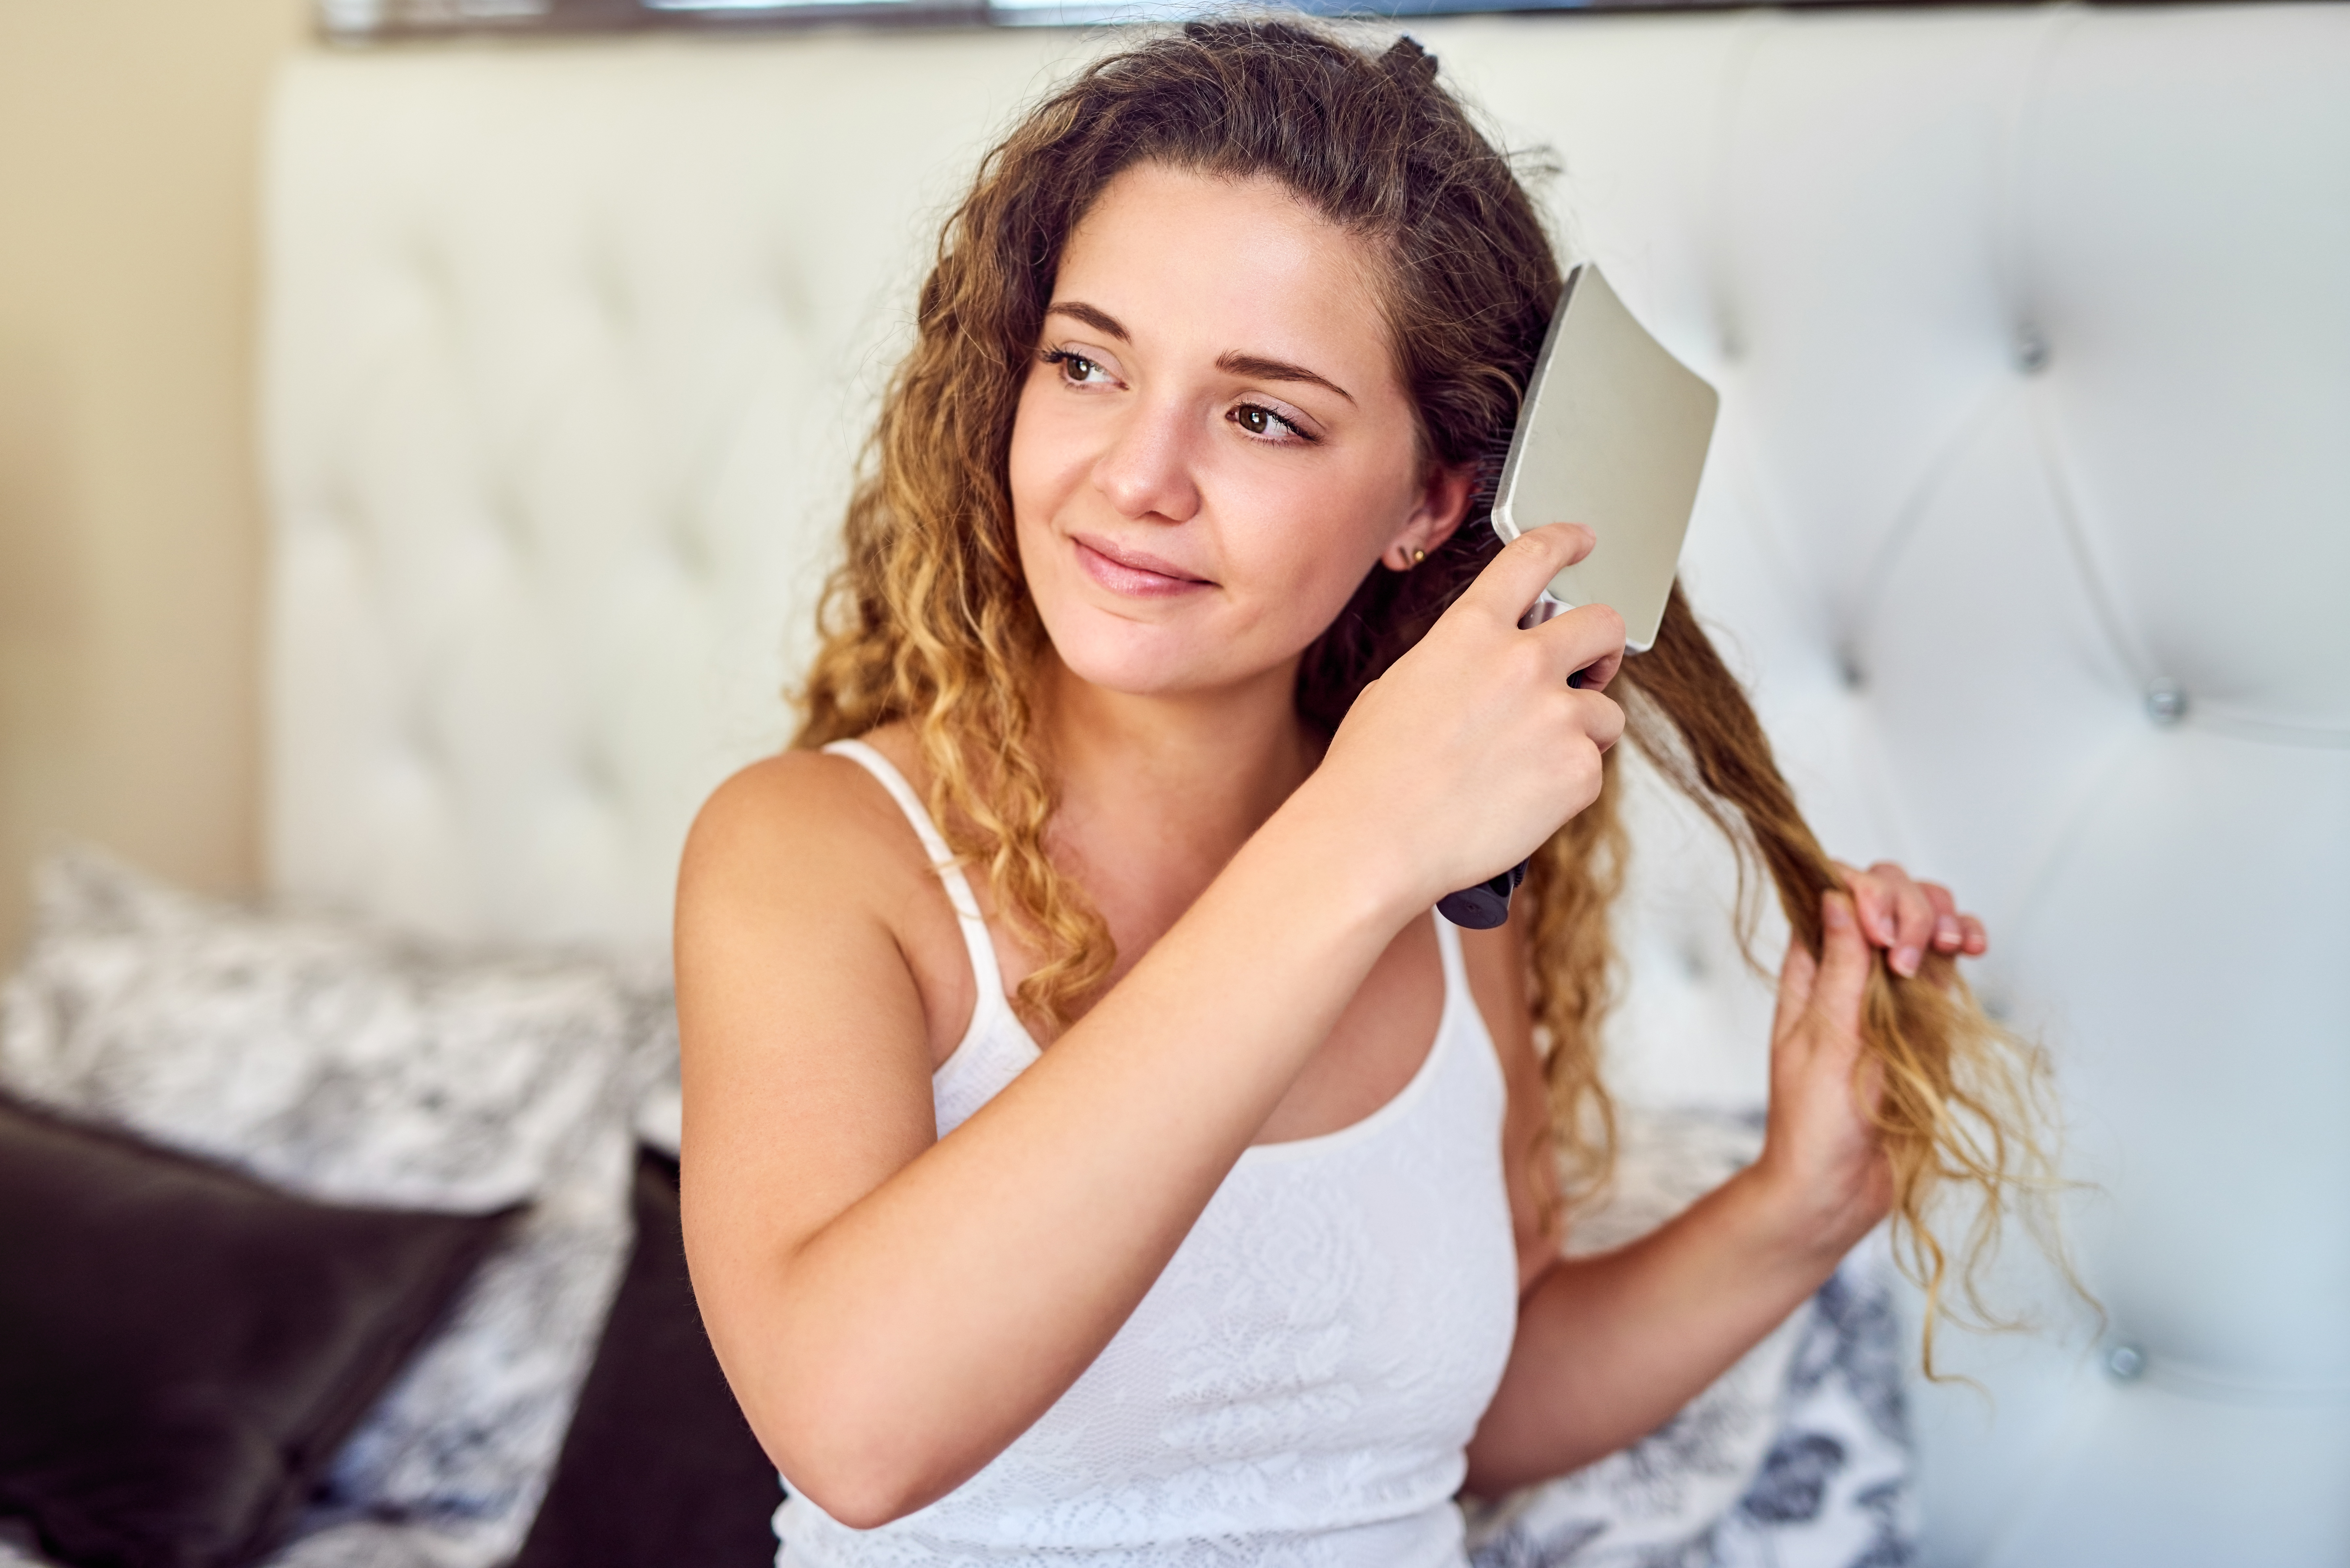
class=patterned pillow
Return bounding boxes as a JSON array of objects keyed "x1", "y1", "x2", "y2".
[
  {"x1": 0, "y1": 850, "x2": 676, "y2": 1568},
  {"x1": 1463, "y1": 1107, "x2": 1916, "y2": 1567}
]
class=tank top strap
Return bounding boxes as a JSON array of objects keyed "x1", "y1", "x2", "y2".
[
  {"x1": 1432, "y1": 906, "x2": 1470, "y2": 995},
  {"x1": 1431, "y1": 908, "x2": 1507, "y2": 1108},
  {"x1": 822, "y1": 739, "x2": 1010, "y2": 1007}
]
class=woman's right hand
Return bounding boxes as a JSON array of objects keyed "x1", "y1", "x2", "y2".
[{"x1": 1310, "y1": 523, "x2": 1627, "y2": 912}]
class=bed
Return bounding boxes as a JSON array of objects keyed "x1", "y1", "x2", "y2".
[{"x1": 4, "y1": 5, "x2": 2344, "y2": 1565}]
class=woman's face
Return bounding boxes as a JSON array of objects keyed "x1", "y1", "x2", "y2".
[{"x1": 1009, "y1": 161, "x2": 1468, "y2": 701}]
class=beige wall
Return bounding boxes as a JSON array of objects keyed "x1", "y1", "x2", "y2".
[{"x1": 0, "y1": 0, "x2": 305, "y2": 960}]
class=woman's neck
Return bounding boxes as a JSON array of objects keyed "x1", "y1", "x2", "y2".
[{"x1": 1040, "y1": 649, "x2": 1319, "y2": 959}]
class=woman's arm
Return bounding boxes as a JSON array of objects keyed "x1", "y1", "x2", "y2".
[
  {"x1": 1464, "y1": 866, "x2": 1971, "y2": 1494},
  {"x1": 681, "y1": 525, "x2": 1620, "y2": 1528}
]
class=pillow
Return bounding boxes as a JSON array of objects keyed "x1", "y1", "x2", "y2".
[
  {"x1": 0, "y1": 849, "x2": 674, "y2": 1568},
  {"x1": 511, "y1": 1147, "x2": 780, "y2": 1568},
  {"x1": 0, "y1": 1093, "x2": 510, "y2": 1568}
]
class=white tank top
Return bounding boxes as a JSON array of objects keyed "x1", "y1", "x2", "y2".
[{"x1": 774, "y1": 740, "x2": 1521, "y2": 1568}]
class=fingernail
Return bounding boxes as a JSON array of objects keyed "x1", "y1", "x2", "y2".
[
  {"x1": 1936, "y1": 917, "x2": 1961, "y2": 949},
  {"x1": 1894, "y1": 945, "x2": 1921, "y2": 977},
  {"x1": 1877, "y1": 916, "x2": 1897, "y2": 944},
  {"x1": 1824, "y1": 898, "x2": 1853, "y2": 931}
]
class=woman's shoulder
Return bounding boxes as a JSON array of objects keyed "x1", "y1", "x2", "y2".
[
  {"x1": 680, "y1": 727, "x2": 935, "y2": 907},
  {"x1": 678, "y1": 729, "x2": 978, "y2": 1068}
]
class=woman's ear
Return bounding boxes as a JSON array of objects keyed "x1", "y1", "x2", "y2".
[{"x1": 1380, "y1": 460, "x2": 1477, "y2": 572}]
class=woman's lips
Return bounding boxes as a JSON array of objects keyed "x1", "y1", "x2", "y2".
[{"x1": 1072, "y1": 533, "x2": 1212, "y2": 599}]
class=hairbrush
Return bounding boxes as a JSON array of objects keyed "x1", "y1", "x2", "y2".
[{"x1": 1434, "y1": 264, "x2": 1719, "y2": 930}]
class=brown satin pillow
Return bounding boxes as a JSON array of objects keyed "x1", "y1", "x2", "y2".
[
  {"x1": 0, "y1": 1092, "x2": 513, "y2": 1568},
  {"x1": 513, "y1": 1146, "x2": 780, "y2": 1567}
]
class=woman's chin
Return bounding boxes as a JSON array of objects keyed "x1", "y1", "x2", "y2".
[
  {"x1": 1056, "y1": 645, "x2": 1232, "y2": 700},
  {"x1": 1047, "y1": 619, "x2": 1274, "y2": 702}
]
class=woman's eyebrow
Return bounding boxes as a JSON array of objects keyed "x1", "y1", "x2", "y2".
[
  {"x1": 1216, "y1": 351, "x2": 1354, "y2": 405},
  {"x1": 1046, "y1": 301, "x2": 1129, "y2": 340},
  {"x1": 1045, "y1": 303, "x2": 1354, "y2": 405}
]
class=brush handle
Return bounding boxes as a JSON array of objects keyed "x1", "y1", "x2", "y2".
[
  {"x1": 1437, "y1": 859, "x2": 1527, "y2": 929},
  {"x1": 1434, "y1": 666, "x2": 1585, "y2": 930}
]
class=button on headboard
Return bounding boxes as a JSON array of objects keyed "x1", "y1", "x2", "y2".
[{"x1": 264, "y1": 9, "x2": 2350, "y2": 1561}]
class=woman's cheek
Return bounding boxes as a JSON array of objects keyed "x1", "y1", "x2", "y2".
[
  {"x1": 1234, "y1": 478, "x2": 1395, "y2": 632},
  {"x1": 1012, "y1": 508, "x2": 1081, "y2": 650},
  {"x1": 1006, "y1": 395, "x2": 1078, "y2": 536}
]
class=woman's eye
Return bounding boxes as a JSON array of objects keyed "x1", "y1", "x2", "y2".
[
  {"x1": 1231, "y1": 403, "x2": 1308, "y2": 442},
  {"x1": 1046, "y1": 349, "x2": 1112, "y2": 385}
]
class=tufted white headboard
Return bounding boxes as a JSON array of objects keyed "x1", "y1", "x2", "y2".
[{"x1": 263, "y1": 7, "x2": 2350, "y2": 1562}]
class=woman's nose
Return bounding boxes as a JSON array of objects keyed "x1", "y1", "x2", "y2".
[{"x1": 1091, "y1": 397, "x2": 1201, "y2": 524}]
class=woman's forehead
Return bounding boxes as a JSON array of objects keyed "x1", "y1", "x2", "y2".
[{"x1": 1054, "y1": 163, "x2": 1398, "y2": 393}]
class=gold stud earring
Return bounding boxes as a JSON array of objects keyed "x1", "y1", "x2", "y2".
[{"x1": 1410, "y1": 548, "x2": 1427, "y2": 568}]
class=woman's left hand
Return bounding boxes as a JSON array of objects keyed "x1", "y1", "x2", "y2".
[
  {"x1": 1469, "y1": 860, "x2": 1992, "y2": 1488},
  {"x1": 1751, "y1": 862, "x2": 1988, "y2": 1255},
  {"x1": 1838, "y1": 859, "x2": 1987, "y2": 978}
]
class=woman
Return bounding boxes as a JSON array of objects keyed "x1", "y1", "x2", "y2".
[{"x1": 676, "y1": 20, "x2": 2047, "y2": 1564}]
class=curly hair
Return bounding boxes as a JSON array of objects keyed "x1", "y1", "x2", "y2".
[{"x1": 793, "y1": 16, "x2": 2064, "y2": 1373}]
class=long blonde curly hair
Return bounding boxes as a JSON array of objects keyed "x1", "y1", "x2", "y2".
[{"x1": 794, "y1": 17, "x2": 2064, "y2": 1373}]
